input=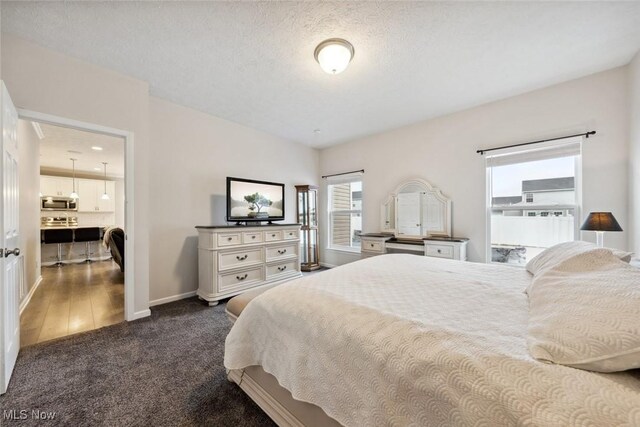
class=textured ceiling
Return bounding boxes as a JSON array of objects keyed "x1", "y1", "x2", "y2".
[
  {"x1": 34, "y1": 122, "x2": 125, "y2": 178},
  {"x1": 3, "y1": 2, "x2": 640, "y2": 148}
]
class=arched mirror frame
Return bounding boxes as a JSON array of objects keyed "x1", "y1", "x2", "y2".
[{"x1": 380, "y1": 178, "x2": 452, "y2": 239}]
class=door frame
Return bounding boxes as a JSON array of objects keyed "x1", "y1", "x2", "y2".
[{"x1": 17, "y1": 109, "x2": 136, "y2": 321}]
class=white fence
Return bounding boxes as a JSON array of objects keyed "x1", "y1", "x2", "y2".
[{"x1": 491, "y1": 215, "x2": 574, "y2": 248}]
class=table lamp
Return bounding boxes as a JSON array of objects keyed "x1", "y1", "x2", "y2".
[{"x1": 580, "y1": 212, "x2": 623, "y2": 247}]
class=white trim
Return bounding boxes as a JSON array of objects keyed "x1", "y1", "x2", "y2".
[
  {"x1": 17, "y1": 109, "x2": 138, "y2": 322},
  {"x1": 326, "y1": 247, "x2": 361, "y2": 254},
  {"x1": 318, "y1": 262, "x2": 337, "y2": 269},
  {"x1": 19, "y1": 276, "x2": 42, "y2": 316},
  {"x1": 228, "y1": 369, "x2": 305, "y2": 427},
  {"x1": 131, "y1": 309, "x2": 151, "y2": 320},
  {"x1": 149, "y1": 291, "x2": 197, "y2": 307}
]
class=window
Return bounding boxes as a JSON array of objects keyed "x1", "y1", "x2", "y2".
[
  {"x1": 328, "y1": 178, "x2": 362, "y2": 251},
  {"x1": 487, "y1": 137, "x2": 581, "y2": 265}
]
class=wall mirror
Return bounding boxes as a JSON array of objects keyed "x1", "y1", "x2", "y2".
[{"x1": 380, "y1": 179, "x2": 451, "y2": 239}]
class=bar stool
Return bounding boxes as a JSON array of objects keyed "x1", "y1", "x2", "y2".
[
  {"x1": 43, "y1": 229, "x2": 74, "y2": 267},
  {"x1": 73, "y1": 227, "x2": 102, "y2": 263}
]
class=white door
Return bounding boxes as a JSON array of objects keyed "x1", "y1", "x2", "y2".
[
  {"x1": 396, "y1": 192, "x2": 421, "y2": 236},
  {"x1": 0, "y1": 81, "x2": 20, "y2": 395}
]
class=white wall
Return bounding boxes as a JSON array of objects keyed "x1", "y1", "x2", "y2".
[
  {"x1": 320, "y1": 67, "x2": 630, "y2": 265},
  {"x1": 629, "y1": 51, "x2": 640, "y2": 255},
  {"x1": 148, "y1": 97, "x2": 319, "y2": 302},
  {"x1": 2, "y1": 34, "x2": 151, "y2": 317},
  {"x1": 17, "y1": 119, "x2": 41, "y2": 303}
]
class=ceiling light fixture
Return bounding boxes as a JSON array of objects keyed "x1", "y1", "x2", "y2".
[
  {"x1": 70, "y1": 158, "x2": 79, "y2": 199},
  {"x1": 314, "y1": 38, "x2": 355, "y2": 75},
  {"x1": 92, "y1": 146, "x2": 103, "y2": 151},
  {"x1": 101, "y1": 162, "x2": 110, "y2": 200}
]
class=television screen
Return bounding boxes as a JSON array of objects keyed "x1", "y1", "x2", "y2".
[{"x1": 227, "y1": 177, "x2": 285, "y2": 222}]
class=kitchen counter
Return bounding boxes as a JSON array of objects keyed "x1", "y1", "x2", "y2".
[{"x1": 41, "y1": 226, "x2": 108, "y2": 230}]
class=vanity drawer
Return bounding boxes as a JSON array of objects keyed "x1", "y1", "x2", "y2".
[
  {"x1": 266, "y1": 260, "x2": 299, "y2": 278},
  {"x1": 218, "y1": 233, "x2": 241, "y2": 247},
  {"x1": 218, "y1": 247, "x2": 263, "y2": 271},
  {"x1": 218, "y1": 266, "x2": 264, "y2": 293},
  {"x1": 363, "y1": 241, "x2": 384, "y2": 253},
  {"x1": 266, "y1": 244, "x2": 297, "y2": 261},
  {"x1": 426, "y1": 244, "x2": 454, "y2": 259},
  {"x1": 283, "y1": 229, "x2": 299, "y2": 240},
  {"x1": 265, "y1": 230, "x2": 283, "y2": 242},
  {"x1": 242, "y1": 231, "x2": 263, "y2": 244}
]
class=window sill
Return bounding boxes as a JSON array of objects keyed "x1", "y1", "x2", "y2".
[{"x1": 327, "y1": 247, "x2": 361, "y2": 255}]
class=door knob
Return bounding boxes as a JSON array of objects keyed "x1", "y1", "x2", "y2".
[{"x1": 4, "y1": 248, "x2": 20, "y2": 258}]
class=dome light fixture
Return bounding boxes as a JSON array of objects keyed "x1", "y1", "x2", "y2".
[{"x1": 314, "y1": 38, "x2": 355, "y2": 75}]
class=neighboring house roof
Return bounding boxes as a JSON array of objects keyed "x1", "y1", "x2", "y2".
[
  {"x1": 492, "y1": 196, "x2": 522, "y2": 206},
  {"x1": 522, "y1": 177, "x2": 574, "y2": 192}
]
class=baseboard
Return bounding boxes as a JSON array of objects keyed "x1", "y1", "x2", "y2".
[
  {"x1": 319, "y1": 262, "x2": 336, "y2": 269},
  {"x1": 19, "y1": 275, "x2": 43, "y2": 315},
  {"x1": 149, "y1": 291, "x2": 197, "y2": 307},
  {"x1": 131, "y1": 309, "x2": 151, "y2": 320}
]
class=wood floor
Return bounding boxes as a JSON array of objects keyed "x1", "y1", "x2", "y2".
[{"x1": 20, "y1": 260, "x2": 124, "y2": 347}]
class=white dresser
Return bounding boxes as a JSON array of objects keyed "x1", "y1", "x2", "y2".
[
  {"x1": 361, "y1": 234, "x2": 468, "y2": 261},
  {"x1": 196, "y1": 224, "x2": 302, "y2": 306}
]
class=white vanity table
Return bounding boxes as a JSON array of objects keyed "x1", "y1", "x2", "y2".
[{"x1": 361, "y1": 179, "x2": 469, "y2": 261}]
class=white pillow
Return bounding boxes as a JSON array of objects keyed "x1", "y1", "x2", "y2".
[
  {"x1": 527, "y1": 248, "x2": 640, "y2": 372},
  {"x1": 526, "y1": 241, "x2": 633, "y2": 276}
]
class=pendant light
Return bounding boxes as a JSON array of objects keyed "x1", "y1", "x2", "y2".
[
  {"x1": 101, "y1": 162, "x2": 110, "y2": 200},
  {"x1": 69, "y1": 158, "x2": 79, "y2": 199}
]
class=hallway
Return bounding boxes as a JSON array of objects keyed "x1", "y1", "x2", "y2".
[{"x1": 20, "y1": 260, "x2": 124, "y2": 347}]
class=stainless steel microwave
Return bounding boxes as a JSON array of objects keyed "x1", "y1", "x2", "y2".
[{"x1": 41, "y1": 197, "x2": 78, "y2": 211}]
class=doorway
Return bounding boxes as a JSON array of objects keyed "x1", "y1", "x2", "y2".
[
  {"x1": 19, "y1": 120, "x2": 126, "y2": 346},
  {"x1": 18, "y1": 109, "x2": 136, "y2": 332}
]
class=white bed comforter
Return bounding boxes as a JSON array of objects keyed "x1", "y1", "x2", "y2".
[{"x1": 224, "y1": 254, "x2": 640, "y2": 426}]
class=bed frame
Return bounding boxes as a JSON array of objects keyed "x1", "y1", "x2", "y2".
[{"x1": 225, "y1": 291, "x2": 341, "y2": 427}]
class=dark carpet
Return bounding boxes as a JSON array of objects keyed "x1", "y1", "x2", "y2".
[{"x1": 0, "y1": 298, "x2": 275, "y2": 426}]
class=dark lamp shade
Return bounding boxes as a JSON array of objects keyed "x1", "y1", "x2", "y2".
[{"x1": 580, "y1": 212, "x2": 623, "y2": 232}]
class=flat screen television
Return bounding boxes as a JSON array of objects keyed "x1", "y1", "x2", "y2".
[{"x1": 226, "y1": 177, "x2": 285, "y2": 223}]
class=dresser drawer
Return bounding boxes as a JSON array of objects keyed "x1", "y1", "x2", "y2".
[
  {"x1": 426, "y1": 244, "x2": 454, "y2": 259},
  {"x1": 363, "y1": 240, "x2": 384, "y2": 253},
  {"x1": 266, "y1": 260, "x2": 299, "y2": 278},
  {"x1": 242, "y1": 231, "x2": 263, "y2": 244},
  {"x1": 265, "y1": 230, "x2": 283, "y2": 242},
  {"x1": 218, "y1": 266, "x2": 264, "y2": 293},
  {"x1": 218, "y1": 233, "x2": 241, "y2": 247},
  {"x1": 218, "y1": 247, "x2": 263, "y2": 271},
  {"x1": 283, "y1": 229, "x2": 299, "y2": 240},
  {"x1": 266, "y1": 244, "x2": 297, "y2": 261}
]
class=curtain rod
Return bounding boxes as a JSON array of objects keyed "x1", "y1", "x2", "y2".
[
  {"x1": 321, "y1": 169, "x2": 365, "y2": 179},
  {"x1": 476, "y1": 131, "x2": 596, "y2": 155}
]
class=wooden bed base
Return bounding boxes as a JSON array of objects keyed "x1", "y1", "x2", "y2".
[{"x1": 227, "y1": 369, "x2": 305, "y2": 427}]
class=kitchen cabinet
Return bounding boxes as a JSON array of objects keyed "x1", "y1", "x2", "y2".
[
  {"x1": 40, "y1": 175, "x2": 74, "y2": 197},
  {"x1": 77, "y1": 178, "x2": 115, "y2": 212}
]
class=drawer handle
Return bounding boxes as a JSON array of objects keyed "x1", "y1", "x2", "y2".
[
  {"x1": 251, "y1": 235, "x2": 256, "y2": 239},
  {"x1": 227, "y1": 237, "x2": 233, "y2": 241},
  {"x1": 271, "y1": 234, "x2": 276, "y2": 237},
  {"x1": 236, "y1": 254, "x2": 248, "y2": 261},
  {"x1": 437, "y1": 249, "x2": 442, "y2": 254},
  {"x1": 236, "y1": 274, "x2": 248, "y2": 281},
  {"x1": 370, "y1": 243, "x2": 374, "y2": 247},
  {"x1": 289, "y1": 232, "x2": 294, "y2": 236},
  {"x1": 277, "y1": 249, "x2": 287, "y2": 254},
  {"x1": 278, "y1": 265, "x2": 287, "y2": 271}
]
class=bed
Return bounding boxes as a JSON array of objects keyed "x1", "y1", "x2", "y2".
[{"x1": 224, "y1": 253, "x2": 640, "y2": 426}]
